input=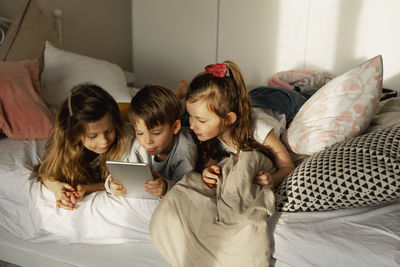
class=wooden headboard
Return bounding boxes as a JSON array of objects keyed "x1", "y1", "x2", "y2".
[{"x1": 118, "y1": 102, "x2": 130, "y2": 122}]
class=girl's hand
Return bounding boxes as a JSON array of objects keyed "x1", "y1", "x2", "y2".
[
  {"x1": 109, "y1": 176, "x2": 127, "y2": 196},
  {"x1": 44, "y1": 180, "x2": 75, "y2": 210},
  {"x1": 202, "y1": 165, "x2": 220, "y2": 188},
  {"x1": 144, "y1": 171, "x2": 166, "y2": 197},
  {"x1": 56, "y1": 190, "x2": 75, "y2": 210},
  {"x1": 73, "y1": 184, "x2": 86, "y2": 203},
  {"x1": 253, "y1": 170, "x2": 274, "y2": 189}
]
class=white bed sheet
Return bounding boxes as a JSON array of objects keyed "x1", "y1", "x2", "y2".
[
  {"x1": 0, "y1": 137, "x2": 399, "y2": 267},
  {"x1": 271, "y1": 200, "x2": 400, "y2": 267},
  {"x1": 0, "y1": 138, "x2": 160, "y2": 244},
  {"x1": 0, "y1": 225, "x2": 169, "y2": 267}
]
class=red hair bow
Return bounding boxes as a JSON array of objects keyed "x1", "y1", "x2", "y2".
[{"x1": 205, "y1": 63, "x2": 227, "y2": 78}]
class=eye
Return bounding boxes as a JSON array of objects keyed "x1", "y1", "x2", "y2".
[
  {"x1": 88, "y1": 135, "x2": 97, "y2": 139},
  {"x1": 152, "y1": 131, "x2": 162, "y2": 135},
  {"x1": 135, "y1": 132, "x2": 143, "y2": 136},
  {"x1": 199, "y1": 120, "x2": 206, "y2": 123}
]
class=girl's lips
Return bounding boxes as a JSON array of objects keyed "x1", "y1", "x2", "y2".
[{"x1": 147, "y1": 148, "x2": 156, "y2": 152}]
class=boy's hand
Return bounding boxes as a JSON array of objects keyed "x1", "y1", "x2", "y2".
[
  {"x1": 109, "y1": 176, "x2": 127, "y2": 196},
  {"x1": 202, "y1": 165, "x2": 220, "y2": 188},
  {"x1": 144, "y1": 171, "x2": 166, "y2": 197},
  {"x1": 253, "y1": 170, "x2": 274, "y2": 189}
]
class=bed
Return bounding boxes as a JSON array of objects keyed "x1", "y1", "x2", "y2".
[
  {"x1": 1, "y1": 1, "x2": 399, "y2": 267},
  {"x1": 0, "y1": 133, "x2": 399, "y2": 267}
]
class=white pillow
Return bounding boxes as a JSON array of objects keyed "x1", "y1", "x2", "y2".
[
  {"x1": 41, "y1": 41, "x2": 131, "y2": 108},
  {"x1": 282, "y1": 55, "x2": 383, "y2": 155}
]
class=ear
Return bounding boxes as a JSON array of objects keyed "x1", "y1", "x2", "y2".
[
  {"x1": 172, "y1": 119, "x2": 181, "y2": 135},
  {"x1": 225, "y1": 112, "x2": 237, "y2": 125}
]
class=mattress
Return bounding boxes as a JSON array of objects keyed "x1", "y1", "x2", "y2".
[
  {"x1": 0, "y1": 226, "x2": 169, "y2": 267},
  {"x1": 0, "y1": 137, "x2": 399, "y2": 267}
]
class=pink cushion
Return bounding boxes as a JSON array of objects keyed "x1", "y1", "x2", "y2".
[
  {"x1": 0, "y1": 60, "x2": 53, "y2": 139},
  {"x1": 282, "y1": 55, "x2": 383, "y2": 155}
]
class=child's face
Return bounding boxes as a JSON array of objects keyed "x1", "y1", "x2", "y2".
[
  {"x1": 80, "y1": 113, "x2": 116, "y2": 154},
  {"x1": 134, "y1": 118, "x2": 179, "y2": 158},
  {"x1": 186, "y1": 99, "x2": 222, "y2": 142}
]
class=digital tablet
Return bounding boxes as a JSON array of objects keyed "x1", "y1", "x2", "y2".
[{"x1": 106, "y1": 161, "x2": 158, "y2": 199}]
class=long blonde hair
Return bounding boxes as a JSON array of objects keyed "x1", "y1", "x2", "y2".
[
  {"x1": 38, "y1": 83, "x2": 129, "y2": 186},
  {"x1": 186, "y1": 61, "x2": 272, "y2": 169}
]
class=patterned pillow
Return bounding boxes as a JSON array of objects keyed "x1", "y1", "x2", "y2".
[
  {"x1": 282, "y1": 55, "x2": 383, "y2": 155},
  {"x1": 275, "y1": 126, "x2": 400, "y2": 212}
]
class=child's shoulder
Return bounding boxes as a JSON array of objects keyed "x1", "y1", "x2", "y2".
[{"x1": 178, "y1": 127, "x2": 196, "y2": 144}]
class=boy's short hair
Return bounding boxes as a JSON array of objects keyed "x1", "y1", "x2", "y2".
[{"x1": 129, "y1": 85, "x2": 183, "y2": 129}]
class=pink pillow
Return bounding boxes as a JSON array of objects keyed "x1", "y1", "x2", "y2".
[
  {"x1": 0, "y1": 60, "x2": 53, "y2": 139},
  {"x1": 282, "y1": 55, "x2": 383, "y2": 155}
]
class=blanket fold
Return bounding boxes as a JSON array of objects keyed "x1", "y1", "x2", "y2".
[{"x1": 150, "y1": 150, "x2": 275, "y2": 267}]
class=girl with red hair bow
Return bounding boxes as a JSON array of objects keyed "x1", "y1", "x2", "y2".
[{"x1": 185, "y1": 60, "x2": 295, "y2": 189}]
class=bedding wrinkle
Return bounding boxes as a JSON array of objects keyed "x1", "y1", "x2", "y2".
[{"x1": 0, "y1": 137, "x2": 163, "y2": 244}]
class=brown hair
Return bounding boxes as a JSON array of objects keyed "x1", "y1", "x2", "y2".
[
  {"x1": 129, "y1": 85, "x2": 183, "y2": 129},
  {"x1": 186, "y1": 60, "x2": 273, "y2": 169},
  {"x1": 38, "y1": 83, "x2": 129, "y2": 186}
]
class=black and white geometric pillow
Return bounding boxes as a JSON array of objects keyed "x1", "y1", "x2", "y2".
[{"x1": 275, "y1": 126, "x2": 400, "y2": 212}]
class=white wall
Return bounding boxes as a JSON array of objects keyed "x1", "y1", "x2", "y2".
[
  {"x1": 132, "y1": 0, "x2": 400, "y2": 91},
  {"x1": 132, "y1": 0, "x2": 218, "y2": 88},
  {"x1": 36, "y1": 0, "x2": 133, "y2": 72}
]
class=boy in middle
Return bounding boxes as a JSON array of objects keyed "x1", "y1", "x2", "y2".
[{"x1": 106, "y1": 85, "x2": 198, "y2": 197}]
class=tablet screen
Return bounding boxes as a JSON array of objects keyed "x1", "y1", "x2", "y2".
[{"x1": 106, "y1": 161, "x2": 158, "y2": 199}]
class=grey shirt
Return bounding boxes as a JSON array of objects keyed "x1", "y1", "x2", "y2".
[{"x1": 127, "y1": 127, "x2": 198, "y2": 190}]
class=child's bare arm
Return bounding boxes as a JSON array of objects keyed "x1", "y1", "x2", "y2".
[
  {"x1": 262, "y1": 131, "x2": 295, "y2": 188},
  {"x1": 71, "y1": 182, "x2": 105, "y2": 204}
]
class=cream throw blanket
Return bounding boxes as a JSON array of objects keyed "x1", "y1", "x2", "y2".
[{"x1": 150, "y1": 151, "x2": 275, "y2": 267}]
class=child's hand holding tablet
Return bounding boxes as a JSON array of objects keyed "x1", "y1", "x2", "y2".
[
  {"x1": 106, "y1": 161, "x2": 159, "y2": 199},
  {"x1": 144, "y1": 171, "x2": 168, "y2": 198}
]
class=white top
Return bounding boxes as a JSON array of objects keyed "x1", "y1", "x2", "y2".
[
  {"x1": 252, "y1": 107, "x2": 286, "y2": 142},
  {"x1": 219, "y1": 107, "x2": 285, "y2": 154}
]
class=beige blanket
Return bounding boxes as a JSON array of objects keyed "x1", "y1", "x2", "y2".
[{"x1": 150, "y1": 151, "x2": 275, "y2": 267}]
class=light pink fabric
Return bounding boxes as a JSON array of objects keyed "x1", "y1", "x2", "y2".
[
  {"x1": 282, "y1": 55, "x2": 383, "y2": 155},
  {"x1": 0, "y1": 60, "x2": 53, "y2": 139},
  {"x1": 268, "y1": 70, "x2": 315, "y2": 89}
]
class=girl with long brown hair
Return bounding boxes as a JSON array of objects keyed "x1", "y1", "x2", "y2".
[
  {"x1": 38, "y1": 83, "x2": 130, "y2": 210},
  {"x1": 185, "y1": 61, "x2": 295, "y2": 189}
]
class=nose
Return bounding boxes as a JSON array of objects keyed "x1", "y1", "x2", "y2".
[
  {"x1": 99, "y1": 134, "x2": 110, "y2": 146},
  {"x1": 189, "y1": 118, "x2": 196, "y2": 130},
  {"x1": 144, "y1": 133, "x2": 153, "y2": 145}
]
